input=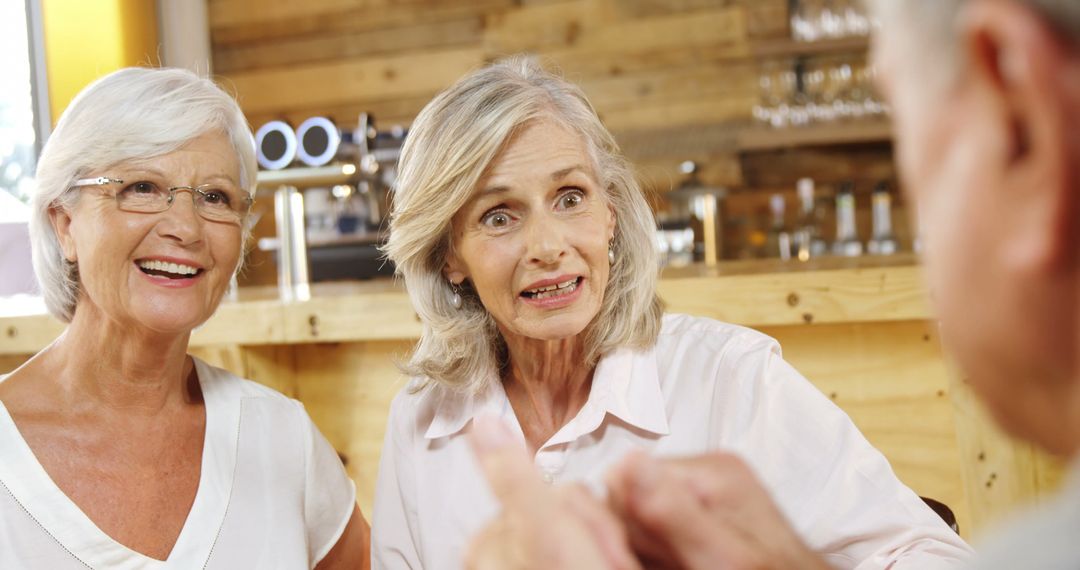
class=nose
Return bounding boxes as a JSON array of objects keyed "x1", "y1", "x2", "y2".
[
  {"x1": 156, "y1": 188, "x2": 205, "y2": 244},
  {"x1": 524, "y1": 212, "x2": 567, "y2": 266}
]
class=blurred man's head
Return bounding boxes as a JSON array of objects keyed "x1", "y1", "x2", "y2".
[{"x1": 869, "y1": 0, "x2": 1080, "y2": 454}]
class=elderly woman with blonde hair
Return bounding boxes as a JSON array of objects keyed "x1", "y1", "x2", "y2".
[
  {"x1": 374, "y1": 56, "x2": 970, "y2": 569},
  {"x1": 0, "y1": 67, "x2": 368, "y2": 569}
]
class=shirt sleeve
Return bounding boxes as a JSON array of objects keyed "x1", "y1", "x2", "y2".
[
  {"x1": 298, "y1": 400, "x2": 358, "y2": 568},
  {"x1": 724, "y1": 341, "x2": 973, "y2": 569},
  {"x1": 371, "y1": 390, "x2": 424, "y2": 569}
]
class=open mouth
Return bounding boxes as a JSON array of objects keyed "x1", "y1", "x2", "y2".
[
  {"x1": 136, "y1": 260, "x2": 203, "y2": 280},
  {"x1": 521, "y1": 277, "x2": 582, "y2": 300}
]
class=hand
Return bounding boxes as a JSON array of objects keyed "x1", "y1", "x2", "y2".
[
  {"x1": 464, "y1": 416, "x2": 642, "y2": 570},
  {"x1": 606, "y1": 451, "x2": 830, "y2": 570}
]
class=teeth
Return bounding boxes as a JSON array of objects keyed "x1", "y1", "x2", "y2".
[
  {"x1": 138, "y1": 260, "x2": 199, "y2": 276},
  {"x1": 527, "y1": 278, "x2": 579, "y2": 299}
]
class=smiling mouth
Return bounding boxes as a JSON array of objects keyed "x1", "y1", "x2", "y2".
[
  {"x1": 136, "y1": 260, "x2": 204, "y2": 280},
  {"x1": 521, "y1": 277, "x2": 582, "y2": 300}
]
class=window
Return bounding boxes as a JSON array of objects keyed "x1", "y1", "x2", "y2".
[{"x1": 0, "y1": 0, "x2": 47, "y2": 222}]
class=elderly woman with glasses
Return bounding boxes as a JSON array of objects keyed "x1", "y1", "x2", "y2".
[
  {"x1": 373, "y1": 57, "x2": 971, "y2": 569},
  {"x1": 0, "y1": 67, "x2": 368, "y2": 569}
]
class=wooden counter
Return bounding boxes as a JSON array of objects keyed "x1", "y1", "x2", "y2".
[{"x1": 0, "y1": 255, "x2": 1063, "y2": 539}]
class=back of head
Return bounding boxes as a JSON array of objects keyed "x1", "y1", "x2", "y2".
[
  {"x1": 869, "y1": 0, "x2": 1080, "y2": 79},
  {"x1": 870, "y1": 0, "x2": 1080, "y2": 454},
  {"x1": 29, "y1": 67, "x2": 257, "y2": 322}
]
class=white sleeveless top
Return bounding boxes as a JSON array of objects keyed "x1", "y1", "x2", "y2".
[{"x1": 0, "y1": 357, "x2": 356, "y2": 569}]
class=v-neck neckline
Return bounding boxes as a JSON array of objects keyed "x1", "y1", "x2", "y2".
[{"x1": 0, "y1": 357, "x2": 240, "y2": 569}]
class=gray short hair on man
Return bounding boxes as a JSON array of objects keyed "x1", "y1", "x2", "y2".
[
  {"x1": 868, "y1": 0, "x2": 1080, "y2": 78},
  {"x1": 384, "y1": 56, "x2": 664, "y2": 393},
  {"x1": 29, "y1": 67, "x2": 257, "y2": 323}
]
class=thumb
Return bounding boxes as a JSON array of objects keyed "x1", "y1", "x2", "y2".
[{"x1": 468, "y1": 415, "x2": 546, "y2": 509}]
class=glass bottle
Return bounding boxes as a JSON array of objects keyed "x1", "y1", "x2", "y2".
[
  {"x1": 794, "y1": 177, "x2": 828, "y2": 261},
  {"x1": 832, "y1": 182, "x2": 863, "y2": 256},
  {"x1": 867, "y1": 181, "x2": 898, "y2": 255},
  {"x1": 764, "y1": 193, "x2": 792, "y2": 260}
]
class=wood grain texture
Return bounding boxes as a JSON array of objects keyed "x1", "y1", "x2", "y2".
[
  {"x1": 224, "y1": 47, "x2": 484, "y2": 115},
  {"x1": 209, "y1": 0, "x2": 893, "y2": 199},
  {"x1": 946, "y1": 363, "x2": 1067, "y2": 537},
  {"x1": 761, "y1": 321, "x2": 971, "y2": 537},
  {"x1": 289, "y1": 341, "x2": 415, "y2": 518},
  {"x1": 0, "y1": 264, "x2": 928, "y2": 354}
]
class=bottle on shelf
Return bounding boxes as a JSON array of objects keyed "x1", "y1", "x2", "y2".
[
  {"x1": 763, "y1": 194, "x2": 793, "y2": 260},
  {"x1": 794, "y1": 177, "x2": 829, "y2": 261},
  {"x1": 832, "y1": 181, "x2": 863, "y2": 257},
  {"x1": 867, "y1": 181, "x2": 899, "y2": 255}
]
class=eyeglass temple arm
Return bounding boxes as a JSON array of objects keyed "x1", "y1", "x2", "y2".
[{"x1": 72, "y1": 177, "x2": 124, "y2": 187}]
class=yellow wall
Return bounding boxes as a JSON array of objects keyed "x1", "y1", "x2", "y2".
[{"x1": 42, "y1": 0, "x2": 158, "y2": 124}]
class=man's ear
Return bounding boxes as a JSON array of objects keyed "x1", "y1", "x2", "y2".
[
  {"x1": 960, "y1": 0, "x2": 1079, "y2": 268},
  {"x1": 48, "y1": 204, "x2": 78, "y2": 262}
]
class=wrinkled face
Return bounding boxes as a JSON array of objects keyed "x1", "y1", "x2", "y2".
[
  {"x1": 446, "y1": 119, "x2": 616, "y2": 345},
  {"x1": 873, "y1": 25, "x2": 1072, "y2": 443},
  {"x1": 54, "y1": 131, "x2": 245, "y2": 336}
]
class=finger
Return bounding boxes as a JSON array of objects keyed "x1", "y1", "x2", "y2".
[
  {"x1": 560, "y1": 484, "x2": 643, "y2": 570},
  {"x1": 464, "y1": 517, "x2": 520, "y2": 570},
  {"x1": 468, "y1": 415, "x2": 548, "y2": 511},
  {"x1": 624, "y1": 456, "x2": 755, "y2": 570},
  {"x1": 606, "y1": 452, "x2": 680, "y2": 562}
]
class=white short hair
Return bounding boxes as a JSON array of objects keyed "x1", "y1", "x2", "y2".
[
  {"x1": 384, "y1": 56, "x2": 664, "y2": 393},
  {"x1": 29, "y1": 67, "x2": 257, "y2": 323},
  {"x1": 869, "y1": 0, "x2": 1080, "y2": 78}
]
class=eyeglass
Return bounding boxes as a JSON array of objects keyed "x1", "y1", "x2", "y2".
[{"x1": 72, "y1": 176, "x2": 254, "y2": 224}]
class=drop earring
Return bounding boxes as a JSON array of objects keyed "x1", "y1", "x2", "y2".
[
  {"x1": 608, "y1": 240, "x2": 615, "y2": 265},
  {"x1": 448, "y1": 281, "x2": 463, "y2": 310}
]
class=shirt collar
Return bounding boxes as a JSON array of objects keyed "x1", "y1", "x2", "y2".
[
  {"x1": 423, "y1": 372, "x2": 510, "y2": 440},
  {"x1": 587, "y1": 346, "x2": 670, "y2": 437},
  {"x1": 422, "y1": 346, "x2": 670, "y2": 441}
]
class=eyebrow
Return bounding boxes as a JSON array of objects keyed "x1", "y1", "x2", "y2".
[
  {"x1": 120, "y1": 166, "x2": 239, "y2": 187},
  {"x1": 476, "y1": 164, "x2": 592, "y2": 197}
]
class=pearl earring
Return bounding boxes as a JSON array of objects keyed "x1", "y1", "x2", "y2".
[
  {"x1": 608, "y1": 240, "x2": 615, "y2": 265},
  {"x1": 448, "y1": 281, "x2": 463, "y2": 310}
]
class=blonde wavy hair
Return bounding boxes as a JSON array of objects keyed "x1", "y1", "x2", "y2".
[{"x1": 383, "y1": 56, "x2": 664, "y2": 393}]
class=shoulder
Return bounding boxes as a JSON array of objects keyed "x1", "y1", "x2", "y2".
[
  {"x1": 973, "y1": 483, "x2": 1080, "y2": 569},
  {"x1": 656, "y1": 313, "x2": 781, "y2": 362},
  {"x1": 193, "y1": 356, "x2": 305, "y2": 422},
  {"x1": 384, "y1": 377, "x2": 444, "y2": 435}
]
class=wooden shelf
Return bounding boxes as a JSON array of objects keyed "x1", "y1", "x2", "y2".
[
  {"x1": 736, "y1": 119, "x2": 893, "y2": 152},
  {"x1": 749, "y1": 36, "x2": 871, "y2": 60}
]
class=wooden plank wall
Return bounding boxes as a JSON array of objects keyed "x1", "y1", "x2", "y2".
[{"x1": 207, "y1": 0, "x2": 894, "y2": 195}]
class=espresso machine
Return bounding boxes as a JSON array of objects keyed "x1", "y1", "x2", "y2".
[{"x1": 254, "y1": 113, "x2": 405, "y2": 300}]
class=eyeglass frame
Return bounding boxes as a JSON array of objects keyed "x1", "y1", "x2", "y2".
[{"x1": 71, "y1": 176, "x2": 255, "y2": 224}]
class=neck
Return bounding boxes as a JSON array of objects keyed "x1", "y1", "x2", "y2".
[
  {"x1": 43, "y1": 303, "x2": 197, "y2": 416},
  {"x1": 502, "y1": 333, "x2": 594, "y2": 452}
]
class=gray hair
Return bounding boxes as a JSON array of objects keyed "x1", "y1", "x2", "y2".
[
  {"x1": 29, "y1": 67, "x2": 257, "y2": 323},
  {"x1": 383, "y1": 56, "x2": 664, "y2": 393},
  {"x1": 868, "y1": 0, "x2": 1080, "y2": 80}
]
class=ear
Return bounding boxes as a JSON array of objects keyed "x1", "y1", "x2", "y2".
[
  {"x1": 48, "y1": 204, "x2": 78, "y2": 262},
  {"x1": 443, "y1": 248, "x2": 468, "y2": 285},
  {"x1": 960, "y1": 0, "x2": 1080, "y2": 268}
]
